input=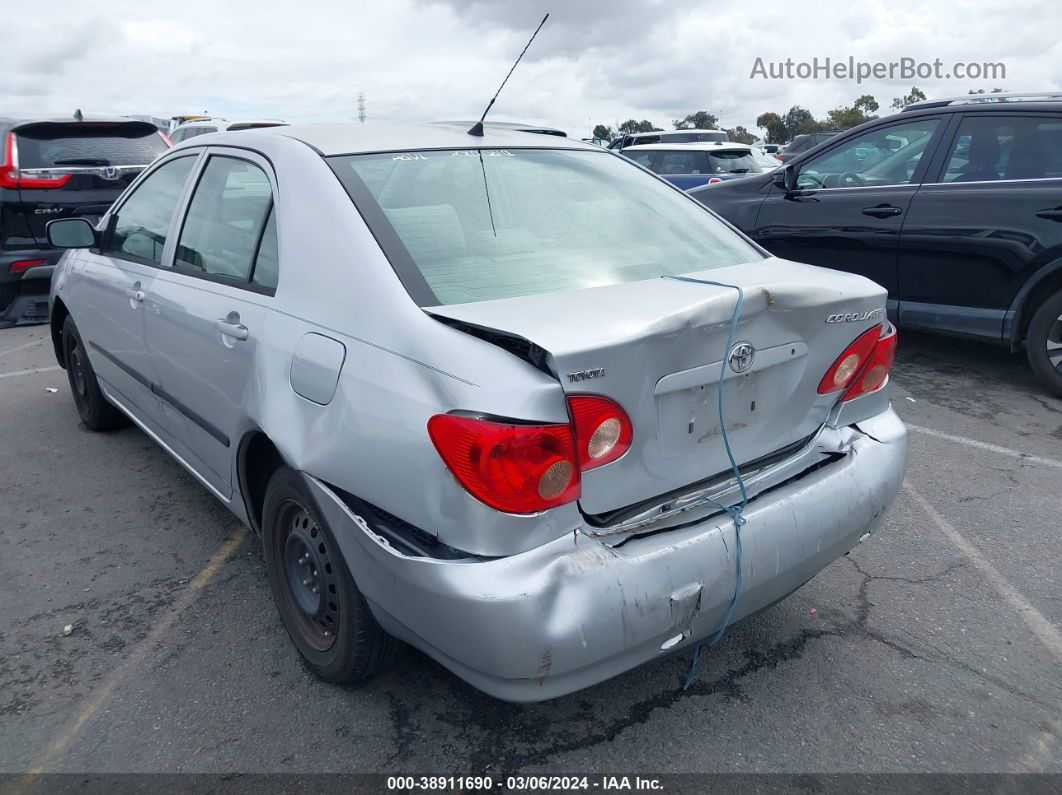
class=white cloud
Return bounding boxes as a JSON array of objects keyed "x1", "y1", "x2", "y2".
[{"x1": 3, "y1": 0, "x2": 1060, "y2": 138}]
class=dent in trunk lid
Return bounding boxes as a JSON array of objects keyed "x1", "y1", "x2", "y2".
[{"x1": 428, "y1": 259, "x2": 887, "y2": 515}]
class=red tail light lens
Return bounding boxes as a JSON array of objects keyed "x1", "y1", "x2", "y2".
[
  {"x1": 427, "y1": 415, "x2": 580, "y2": 514},
  {"x1": 707, "y1": 177, "x2": 723, "y2": 185},
  {"x1": 10, "y1": 259, "x2": 44, "y2": 273},
  {"x1": 843, "y1": 324, "x2": 897, "y2": 400},
  {"x1": 818, "y1": 324, "x2": 882, "y2": 394},
  {"x1": 0, "y1": 133, "x2": 71, "y2": 190},
  {"x1": 567, "y1": 396, "x2": 633, "y2": 470}
]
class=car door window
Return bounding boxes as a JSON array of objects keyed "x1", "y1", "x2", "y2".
[
  {"x1": 795, "y1": 118, "x2": 939, "y2": 190},
  {"x1": 106, "y1": 156, "x2": 197, "y2": 264},
  {"x1": 174, "y1": 156, "x2": 274, "y2": 284},
  {"x1": 941, "y1": 116, "x2": 1062, "y2": 183},
  {"x1": 251, "y1": 207, "x2": 279, "y2": 290}
]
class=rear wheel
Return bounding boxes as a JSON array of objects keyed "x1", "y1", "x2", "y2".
[
  {"x1": 61, "y1": 316, "x2": 127, "y2": 431},
  {"x1": 262, "y1": 466, "x2": 399, "y2": 682},
  {"x1": 1026, "y1": 290, "x2": 1062, "y2": 398}
]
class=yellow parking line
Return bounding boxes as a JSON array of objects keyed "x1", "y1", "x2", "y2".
[
  {"x1": 14, "y1": 526, "x2": 248, "y2": 785},
  {"x1": 905, "y1": 484, "x2": 1062, "y2": 662}
]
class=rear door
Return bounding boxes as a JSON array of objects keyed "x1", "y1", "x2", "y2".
[
  {"x1": 73, "y1": 153, "x2": 200, "y2": 427},
  {"x1": 897, "y1": 113, "x2": 1062, "y2": 339},
  {"x1": 144, "y1": 148, "x2": 279, "y2": 496},
  {"x1": 9, "y1": 120, "x2": 170, "y2": 242},
  {"x1": 752, "y1": 115, "x2": 945, "y2": 297}
]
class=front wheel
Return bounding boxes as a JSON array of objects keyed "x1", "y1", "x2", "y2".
[
  {"x1": 1026, "y1": 290, "x2": 1062, "y2": 398},
  {"x1": 62, "y1": 316, "x2": 128, "y2": 431},
  {"x1": 262, "y1": 466, "x2": 400, "y2": 682}
]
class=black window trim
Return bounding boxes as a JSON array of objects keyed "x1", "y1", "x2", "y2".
[{"x1": 166, "y1": 150, "x2": 279, "y2": 297}]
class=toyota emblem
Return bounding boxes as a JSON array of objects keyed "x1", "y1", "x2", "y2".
[{"x1": 727, "y1": 341, "x2": 755, "y2": 374}]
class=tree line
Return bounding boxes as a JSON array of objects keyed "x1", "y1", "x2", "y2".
[{"x1": 592, "y1": 87, "x2": 1003, "y2": 145}]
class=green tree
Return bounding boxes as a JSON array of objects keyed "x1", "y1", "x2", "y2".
[
  {"x1": 592, "y1": 124, "x2": 613, "y2": 141},
  {"x1": 726, "y1": 125, "x2": 757, "y2": 144},
  {"x1": 755, "y1": 111, "x2": 786, "y2": 144},
  {"x1": 618, "y1": 119, "x2": 661, "y2": 134},
  {"x1": 783, "y1": 106, "x2": 820, "y2": 138},
  {"x1": 673, "y1": 110, "x2": 720, "y2": 130},
  {"x1": 891, "y1": 87, "x2": 927, "y2": 109},
  {"x1": 825, "y1": 95, "x2": 879, "y2": 130}
]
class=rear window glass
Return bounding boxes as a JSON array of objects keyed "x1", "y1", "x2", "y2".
[
  {"x1": 706, "y1": 150, "x2": 762, "y2": 175},
  {"x1": 15, "y1": 124, "x2": 167, "y2": 168},
  {"x1": 330, "y1": 148, "x2": 762, "y2": 306}
]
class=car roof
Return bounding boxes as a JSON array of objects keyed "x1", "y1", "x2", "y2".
[
  {"x1": 201, "y1": 121, "x2": 599, "y2": 156},
  {"x1": 621, "y1": 142, "x2": 752, "y2": 152},
  {"x1": 627, "y1": 129, "x2": 726, "y2": 136}
]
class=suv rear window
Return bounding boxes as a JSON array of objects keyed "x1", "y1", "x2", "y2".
[
  {"x1": 14, "y1": 122, "x2": 167, "y2": 168},
  {"x1": 330, "y1": 148, "x2": 762, "y2": 306}
]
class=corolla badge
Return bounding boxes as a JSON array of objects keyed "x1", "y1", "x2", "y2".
[{"x1": 728, "y1": 341, "x2": 755, "y2": 374}]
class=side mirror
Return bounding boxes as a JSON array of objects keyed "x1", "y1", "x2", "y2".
[
  {"x1": 772, "y1": 164, "x2": 797, "y2": 192},
  {"x1": 46, "y1": 217, "x2": 98, "y2": 249}
]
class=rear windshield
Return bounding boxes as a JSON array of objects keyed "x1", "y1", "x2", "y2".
[
  {"x1": 330, "y1": 148, "x2": 762, "y2": 306},
  {"x1": 15, "y1": 123, "x2": 167, "y2": 168},
  {"x1": 706, "y1": 150, "x2": 762, "y2": 174}
]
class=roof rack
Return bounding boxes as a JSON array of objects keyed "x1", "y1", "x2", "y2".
[{"x1": 902, "y1": 91, "x2": 1062, "y2": 111}]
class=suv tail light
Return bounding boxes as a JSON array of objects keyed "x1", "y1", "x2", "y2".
[
  {"x1": 0, "y1": 133, "x2": 71, "y2": 189},
  {"x1": 567, "y1": 396, "x2": 633, "y2": 469},
  {"x1": 427, "y1": 415, "x2": 580, "y2": 514},
  {"x1": 818, "y1": 323, "x2": 897, "y2": 401},
  {"x1": 707, "y1": 177, "x2": 723, "y2": 185}
]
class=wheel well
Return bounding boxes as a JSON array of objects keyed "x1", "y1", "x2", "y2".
[
  {"x1": 238, "y1": 431, "x2": 286, "y2": 534},
  {"x1": 50, "y1": 298, "x2": 70, "y2": 368},
  {"x1": 1017, "y1": 270, "x2": 1062, "y2": 345}
]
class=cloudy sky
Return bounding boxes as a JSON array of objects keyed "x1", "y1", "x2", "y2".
[{"x1": 6, "y1": 0, "x2": 1061, "y2": 137}]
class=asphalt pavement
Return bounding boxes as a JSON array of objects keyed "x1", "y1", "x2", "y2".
[{"x1": 0, "y1": 322, "x2": 1059, "y2": 776}]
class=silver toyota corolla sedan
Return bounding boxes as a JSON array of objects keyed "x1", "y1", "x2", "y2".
[{"x1": 46, "y1": 122, "x2": 907, "y2": 701}]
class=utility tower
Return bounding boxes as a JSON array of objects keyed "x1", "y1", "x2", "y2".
[{"x1": 357, "y1": 92, "x2": 366, "y2": 123}]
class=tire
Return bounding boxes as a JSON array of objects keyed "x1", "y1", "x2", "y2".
[
  {"x1": 1026, "y1": 290, "x2": 1062, "y2": 398},
  {"x1": 61, "y1": 316, "x2": 128, "y2": 431},
  {"x1": 262, "y1": 466, "x2": 400, "y2": 683}
]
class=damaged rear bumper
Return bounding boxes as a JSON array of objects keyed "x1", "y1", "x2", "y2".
[{"x1": 305, "y1": 407, "x2": 907, "y2": 702}]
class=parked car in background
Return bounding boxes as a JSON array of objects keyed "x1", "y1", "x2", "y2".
[
  {"x1": 170, "y1": 119, "x2": 288, "y2": 143},
  {"x1": 621, "y1": 142, "x2": 768, "y2": 189},
  {"x1": 1, "y1": 113, "x2": 170, "y2": 326},
  {"x1": 750, "y1": 146, "x2": 782, "y2": 170},
  {"x1": 760, "y1": 143, "x2": 780, "y2": 154},
  {"x1": 776, "y1": 131, "x2": 843, "y2": 163},
  {"x1": 608, "y1": 128, "x2": 729, "y2": 151},
  {"x1": 690, "y1": 92, "x2": 1062, "y2": 396},
  {"x1": 47, "y1": 122, "x2": 905, "y2": 701}
]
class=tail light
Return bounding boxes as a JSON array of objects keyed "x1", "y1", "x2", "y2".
[
  {"x1": 428, "y1": 396, "x2": 633, "y2": 514},
  {"x1": 427, "y1": 415, "x2": 580, "y2": 514},
  {"x1": 818, "y1": 323, "x2": 897, "y2": 401},
  {"x1": 10, "y1": 259, "x2": 44, "y2": 273},
  {"x1": 158, "y1": 131, "x2": 174, "y2": 147},
  {"x1": 843, "y1": 324, "x2": 897, "y2": 400},
  {"x1": 707, "y1": 177, "x2": 723, "y2": 185},
  {"x1": 0, "y1": 133, "x2": 71, "y2": 190},
  {"x1": 567, "y1": 396, "x2": 632, "y2": 469}
]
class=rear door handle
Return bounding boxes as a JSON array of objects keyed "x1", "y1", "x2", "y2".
[
  {"x1": 215, "y1": 320, "x2": 249, "y2": 341},
  {"x1": 1035, "y1": 208, "x2": 1062, "y2": 221},
  {"x1": 125, "y1": 287, "x2": 144, "y2": 303},
  {"x1": 862, "y1": 205, "x2": 903, "y2": 218}
]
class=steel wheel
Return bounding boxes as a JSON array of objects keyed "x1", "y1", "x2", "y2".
[{"x1": 273, "y1": 499, "x2": 340, "y2": 652}]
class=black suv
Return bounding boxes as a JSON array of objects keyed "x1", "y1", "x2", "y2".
[
  {"x1": 775, "y1": 131, "x2": 842, "y2": 163},
  {"x1": 690, "y1": 93, "x2": 1062, "y2": 396},
  {"x1": 1, "y1": 114, "x2": 170, "y2": 326}
]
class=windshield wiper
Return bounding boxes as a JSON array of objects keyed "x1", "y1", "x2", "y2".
[{"x1": 53, "y1": 158, "x2": 111, "y2": 166}]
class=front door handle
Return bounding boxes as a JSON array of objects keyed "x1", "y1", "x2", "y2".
[
  {"x1": 862, "y1": 205, "x2": 903, "y2": 218},
  {"x1": 125, "y1": 283, "x2": 144, "y2": 305},
  {"x1": 1036, "y1": 208, "x2": 1062, "y2": 221},
  {"x1": 215, "y1": 319, "x2": 249, "y2": 341}
]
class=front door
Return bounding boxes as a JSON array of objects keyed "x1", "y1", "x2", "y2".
[
  {"x1": 753, "y1": 116, "x2": 945, "y2": 298},
  {"x1": 144, "y1": 149, "x2": 280, "y2": 497}
]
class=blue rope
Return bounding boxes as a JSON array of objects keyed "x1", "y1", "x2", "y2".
[{"x1": 662, "y1": 275, "x2": 749, "y2": 690}]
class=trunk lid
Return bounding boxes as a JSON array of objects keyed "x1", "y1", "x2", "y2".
[{"x1": 430, "y1": 258, "x2": 887, "y2": 516}]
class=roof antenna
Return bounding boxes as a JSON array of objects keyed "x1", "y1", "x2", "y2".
[
  {"x1": 468, "y1": 13, "x2": 549, "y2": 136},
  {"x1": 73, "y1": 108, "x2": 83, "y2": 121}
]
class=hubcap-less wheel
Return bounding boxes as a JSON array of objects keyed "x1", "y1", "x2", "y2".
[
  {"x1": 65, "y1": 333, "x2": 91, "y2": 417},
  {"x1": 1046, "y1": 314, "x2": 1062, "y2": 374},
  {"x1": 275, "y1": 500, "x2": 340, "y2": 652}
]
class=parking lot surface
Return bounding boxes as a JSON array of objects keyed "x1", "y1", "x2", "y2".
[{"x1": 1, "y1": 323, "x2": 1060, "y2": 775}]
